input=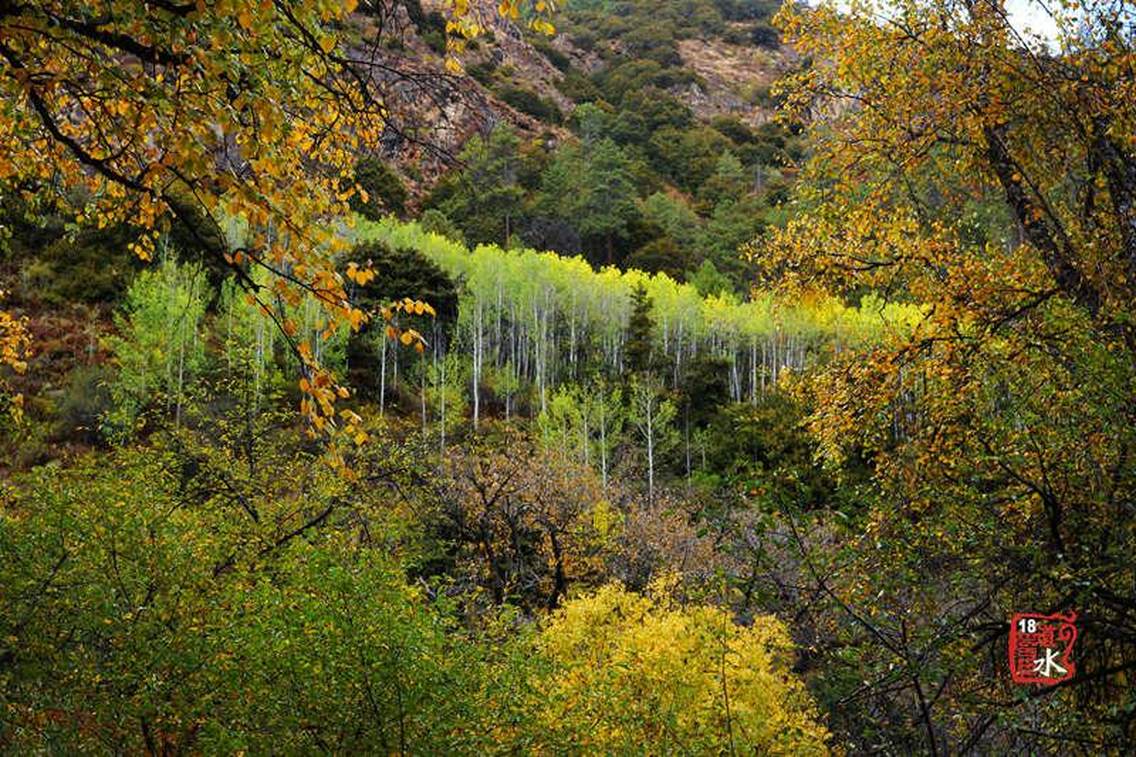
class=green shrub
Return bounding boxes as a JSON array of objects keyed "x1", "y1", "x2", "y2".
[
  {"x1": 710, "y1": 115, "x2": 758, "y2": 145},
  {"x1": 55, "y1": 364, "x2": 114, "y2": 444},
  {"x1": 625, "y1": 236, "x2": 691, "y2": 280},
  {"x1": 648, "y1": 125, "x2": 734, "y2": 193},
  {"x1": 555, "y1": 70, "x2": 602, "y2": 102},
  {"x1": 621, "y1": 23, "x2": 681, "y2": 66},
  {"x1": 30, "y1": 225, "x2": 143, "y2": 306},
  {"x1": 419, "y1": 208, "x2": 465, "y2": 243},
  {"x1": 714, "y1": 0, "x2": 780, "y2": 21},
  {"x1": 750, "y1": 21, "x2": 780, "y2": 48},
  {"x1": 405, "y1": 0, "x2": 448, "y2": 54},
  {"x1": 351, "y1": 157, "x2": 409, "y2": 219},
  {"x1": 533, "y1": 38, "x2": 572, "y2": 72},
  {"x1": 498, "y1": 85, "x2": 563, "y2": 124},
  {"x1": 466, "y1": 61, "x2": 497, "y2": 86},
  {"x1": 686, "y1": 259, "x2": 734, "y2": 298},
  {"x1": 571, "y1": 29, "x2": 597, "y2": 51},
  {"x1": 422, "y1": 27, "x2": 446, "y2": 55}
]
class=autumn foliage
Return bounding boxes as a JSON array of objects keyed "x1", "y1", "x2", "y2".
[
  {"x1": 757, "y1": 0, "x2": 1136, "y2": 749},
  {"x1": 3, "y1": 0, "x2": 1135, "y2": 752}
]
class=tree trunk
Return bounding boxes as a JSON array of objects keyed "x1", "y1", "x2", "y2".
[
  {"x1": 646, "y1": 396, "x2": 654, "y2": 505},
  {"x1": 379, "y1": 338, "x2": 386, "y2": 416}
]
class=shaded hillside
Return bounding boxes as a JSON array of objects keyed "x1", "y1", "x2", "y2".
[
  {"x1": 411, "y1": 0, "x2": 802, "y2": 290},
  {"x1": 343, "y1": 1, "x2": 796, "y2": 245}
]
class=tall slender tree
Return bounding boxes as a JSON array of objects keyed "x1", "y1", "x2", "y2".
[{"x1": 628, "y1": 374, "x2": 677, "y2": 505}]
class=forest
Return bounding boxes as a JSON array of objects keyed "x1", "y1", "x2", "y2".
[{"x1": 1, "y1": 0, "x2": 1135, "y2": 754}]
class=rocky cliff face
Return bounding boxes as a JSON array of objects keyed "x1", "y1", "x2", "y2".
[
  {"x1": 675, "y1": 34, "x2": 791, "y2": 127},
  {"x1": 345, "y1": 0, "x2": 578, "y2": 201},
  {"x1": 348, "y1": 0, "x2": 789, "y2": 201}
]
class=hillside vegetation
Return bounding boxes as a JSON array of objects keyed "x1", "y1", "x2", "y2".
[{"x1": 2, "y1": 0, "x2": 1136, "y2": 754}]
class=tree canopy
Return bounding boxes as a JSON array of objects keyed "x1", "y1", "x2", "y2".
[
  {"x1": 0, "y1": 0, "x2": 552, "y2": 460},
  {"x1": 761, "y1": 0, "x2": 1136, "y2": 748},
  {"x1": 4, "y1": 0, "x2": 1135, "y2": 752}
]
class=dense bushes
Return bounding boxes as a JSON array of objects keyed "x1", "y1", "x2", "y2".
[
  {"x1": 496, "y1": 85, "x2": 563, "y2": 124},
  {"x1": 0, "y1": 207, "x2": 142, "y2": 307},
  {"x1": 531, "y1": 37, "x2": 571, "y2": 72},
  {"x1": 404, "y1": 0, "x2": 447, "y2": 54},
  {"x1": 0, "y1": 439, "x2": 830, "y2": 753},
  {"x1": 29, "y1": 226, "x2": 144, "y2": 306},
  {"x1": 466, "y1": 60, "x2": 497, "y2": 86},
  {"x1": 54, "y1": 364, "x2": 114, "y2": 444},
  {"x1": 0, "y1": 449, "x2": 498, "y2": 753}
]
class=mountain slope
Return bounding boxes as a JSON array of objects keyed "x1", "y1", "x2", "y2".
[{"x1": 347, "y1": 0, "x2": 794, "y2": 208}]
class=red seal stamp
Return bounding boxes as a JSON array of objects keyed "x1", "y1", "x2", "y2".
[{"x1": 1008, "y1": 611, "x2": 1078, "y2": 685}]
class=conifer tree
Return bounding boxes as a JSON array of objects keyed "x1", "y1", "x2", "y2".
[
  {"x1": 624, "y1": 283, "x2": 655, "y2": 375},
  {"x1": 576, "y1": 139, "x2": 639, "y2": 265},
  {"x1": 438, "y1": 125, "x2": 526, "y2": 246}
]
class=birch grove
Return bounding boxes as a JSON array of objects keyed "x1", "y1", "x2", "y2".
[{"x1": 357, "y1": 217, "x2": 922, "y2": 421}]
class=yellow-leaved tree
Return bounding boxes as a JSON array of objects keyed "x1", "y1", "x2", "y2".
[
  {"x1": 0, "y1": 0, "x2": 555, "y2": 466},
  {"x1": 529, "y1": 578, "x2": 831, "y2": 754},
  {"x1": 758, "y1": 0, "x2": 1136, "y2": 750},
  {"x1": 0, "y1": 291, "x2": 30, "y2": 422}
]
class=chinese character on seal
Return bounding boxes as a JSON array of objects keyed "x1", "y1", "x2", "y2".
[{"x1": 1008, "y1": 611, "x2": 1078, "y2": 685}]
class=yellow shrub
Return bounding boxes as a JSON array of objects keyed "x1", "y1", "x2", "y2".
[{"x1": 531, "y1": 578, "x2": 831, "y2": 754}]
